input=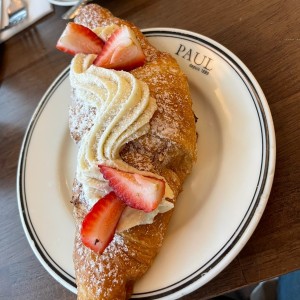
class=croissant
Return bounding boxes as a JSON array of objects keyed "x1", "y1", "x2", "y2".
[{"x1": 67, "y1": 4, "x2": 197, "y2": 299}]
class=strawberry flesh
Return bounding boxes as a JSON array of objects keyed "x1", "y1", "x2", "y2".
[
  {"x1": 93, "y1": 26, "x2": 146, "y2": 71},
  {"x1": 81, "y1": 192, "x2": 125, "y2": 254},
  {"x1": 56, "y1": 22, "x2": 104, "y2": 56},
  {"x1": 99, "y1": 165, "x2": 165, "y2": 212}
]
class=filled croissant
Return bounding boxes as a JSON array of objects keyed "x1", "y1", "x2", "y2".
[{"x1": 56, "y1": 4, "x2": 197, "y2": 299}]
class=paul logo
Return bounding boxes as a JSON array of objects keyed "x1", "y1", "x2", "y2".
[{"x1": 175, "y1": 44, "x2": 213, "y2": 75}]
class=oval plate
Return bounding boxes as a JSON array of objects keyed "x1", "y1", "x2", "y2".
[{"x1": 17, "y1": 28, "x2": 276, "y2": 299}]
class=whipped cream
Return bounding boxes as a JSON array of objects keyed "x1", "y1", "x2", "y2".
[
  {"x1": 70, "y1": 52, "x2": 174, "y2": 231},
  {"x1": 92, "y1": 24, "x2": 120, "y2": 41}
]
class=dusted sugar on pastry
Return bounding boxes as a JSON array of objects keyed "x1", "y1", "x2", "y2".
[{"x1": 56, "y1": 4, "x2": 197, "y2": 299}]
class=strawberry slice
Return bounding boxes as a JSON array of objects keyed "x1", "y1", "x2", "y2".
[
  {"x1": 81, "y1": 192, "x2": 125, "y2": 254},
  {"x1": 56, "y1": 22, "x2": 104, "y2": 56},
  {"x1": 93, "y1": 26, "x2": 146, "y2": 71},
  {"x1": 99, "y1": 165, "x2": 165, "y2": 212}
]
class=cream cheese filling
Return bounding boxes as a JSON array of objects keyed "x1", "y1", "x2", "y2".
[{"x1": 70, "y1": 52, "x2": 174, "y2": 232}]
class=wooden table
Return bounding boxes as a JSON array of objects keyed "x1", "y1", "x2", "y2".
[{"x1": 1, "y1": 1, "x2": 299, "y2": 299}]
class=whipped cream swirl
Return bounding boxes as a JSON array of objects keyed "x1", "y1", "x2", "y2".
[{"x1": 70, "y1": 53, "x2": 174, "y2": 231}]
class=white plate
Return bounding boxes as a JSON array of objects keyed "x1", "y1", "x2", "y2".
[
  {"x1": 17, "y1": 28, "x2": 276, "y2": 299},
  {"x1": 48, "y1": 0, "x2": 78, "y2": 6}
]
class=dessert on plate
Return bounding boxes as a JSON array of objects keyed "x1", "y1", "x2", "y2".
[{"x1": 56, "y1": 4, "x2": 197, "y2": 299}]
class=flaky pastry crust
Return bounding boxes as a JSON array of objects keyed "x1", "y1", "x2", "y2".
[{"x1": 70, "y1": 4, "x2": 197, "y2": 299}]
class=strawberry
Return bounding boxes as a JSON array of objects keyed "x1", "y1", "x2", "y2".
[
  {"x1": 93, "y1": 26, "x2": 146, "y2": 71},
  {"x1": 99, "y1": 165, "x2": 165, "y2": 212},
  {"x1": 81, "y1": 192, "x2": 125, "y2": 254},
  {"x1": 56, "y1": 22, "x2": 104, "y2": 56}
]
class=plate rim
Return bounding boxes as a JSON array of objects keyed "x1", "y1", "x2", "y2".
[
  {"x1": 47, "y1": 0, "x2": 78, "y2": 7},
  {"x1": 17, "y1": 27, "x2": 276, "y2": 299},
  {"x1": 16, "y1": 68, "x2": 77, "y2": 292}
]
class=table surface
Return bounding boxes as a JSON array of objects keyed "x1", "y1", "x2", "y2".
[{"x1": 1, "y1": 0, "x2": 299, "y2": 299}]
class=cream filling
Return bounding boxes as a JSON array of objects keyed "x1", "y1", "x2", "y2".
[{"x1": 70, "y1": 52, "x2": 174, "y2": 231}]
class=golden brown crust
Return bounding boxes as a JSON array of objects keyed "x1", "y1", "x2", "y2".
[{"x1": 70, "y1": 4, "x2": 197, "y2": 299}]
